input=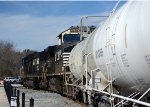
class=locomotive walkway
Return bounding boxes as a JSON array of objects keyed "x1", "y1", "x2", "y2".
[{"x1": 0, "y1": 85, "x2": 9, "y2": 107}]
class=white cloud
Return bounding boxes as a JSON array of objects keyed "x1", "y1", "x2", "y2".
[
  {"x1": 0, "y1": 14, "x2": 82, "y2": 51},
  {"x1": 0, "y1": 11, "x2": 109, "y2": 51}
]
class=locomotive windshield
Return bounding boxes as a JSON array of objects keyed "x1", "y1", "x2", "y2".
[{"x1": 63, "y1": 34, "x2": 80, "y2": 42}]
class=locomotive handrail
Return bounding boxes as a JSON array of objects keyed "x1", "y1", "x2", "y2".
[{"x1": 80, "y1": 15, "x2": 108, "y2": 40}]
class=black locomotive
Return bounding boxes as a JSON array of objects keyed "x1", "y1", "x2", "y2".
[
  {"x1": 21, "y1": 26, "x2": 97, "y2": 105},
  {"x1": 22, "y1": 27, "x2": 81, "y2": 97}
]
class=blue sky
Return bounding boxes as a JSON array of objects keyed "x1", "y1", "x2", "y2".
[{"x1": 0, "y1": 1, "x2": 125, "y2": 51}]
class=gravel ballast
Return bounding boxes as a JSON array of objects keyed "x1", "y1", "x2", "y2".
[{"x1": 17, "y1": 87, "x2": 83, "y2": 107}]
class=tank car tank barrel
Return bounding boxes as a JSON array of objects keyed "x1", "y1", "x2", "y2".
[
  {"x1": 92, "y1": 1, "x2": 150, "y2": 92},
  {"x1": 69, "y1": 1, "x2": 150, "y2": 106}
]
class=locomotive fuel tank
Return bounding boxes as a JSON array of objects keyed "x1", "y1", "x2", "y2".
[{"x1": 69, "y1": 1, "x2": 150, "y2": 92}]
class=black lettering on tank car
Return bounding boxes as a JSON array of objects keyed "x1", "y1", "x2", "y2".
[
  {"x1": 144, "y1": 55, "x2": 150, "y2": 68},
  {"x1": 95, "y1": 48, "x2": 103, "y2": 58},
  {"x1": 121, "y1": 53, "x2": 130, "y2": 67}
]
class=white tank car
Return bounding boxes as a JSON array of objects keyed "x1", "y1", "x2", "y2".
[
  {"x1": 69, "y1": 1, "x2": 150, "y2": 92},
  {"x1": 69, "y1": 33, "x2": 97, "y2": 80}
]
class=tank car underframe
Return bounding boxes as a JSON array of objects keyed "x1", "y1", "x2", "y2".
[
  {"x1": 65, "y1": 77, "x2": 150, "y2": 107},
  {"x1": 67, "y1": 53, "x2": 150, "y2": 107}
]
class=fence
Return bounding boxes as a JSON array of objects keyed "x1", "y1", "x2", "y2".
[
  {"x1": 4, "y1": 81, "x2": 13, "y2": 103},
  {"x1": 4, "y1": 81, "x2": 34, "y2": 107}
]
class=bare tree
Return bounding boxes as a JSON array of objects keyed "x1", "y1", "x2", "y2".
[{"x1": 0, "y1": 41, "x2": 23, "y2": 77}]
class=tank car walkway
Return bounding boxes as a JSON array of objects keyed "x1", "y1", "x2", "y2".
[{"x1": 0, "y1": 85, "x2": 9, "y2": 107}]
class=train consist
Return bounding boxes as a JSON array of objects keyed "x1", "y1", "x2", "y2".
[
  {"x1": 22, "y1": 26, "x2": 95, "y2": 94},
  {"x1": 22, "y1": 1, "x2": 150, "y2": 107}
]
